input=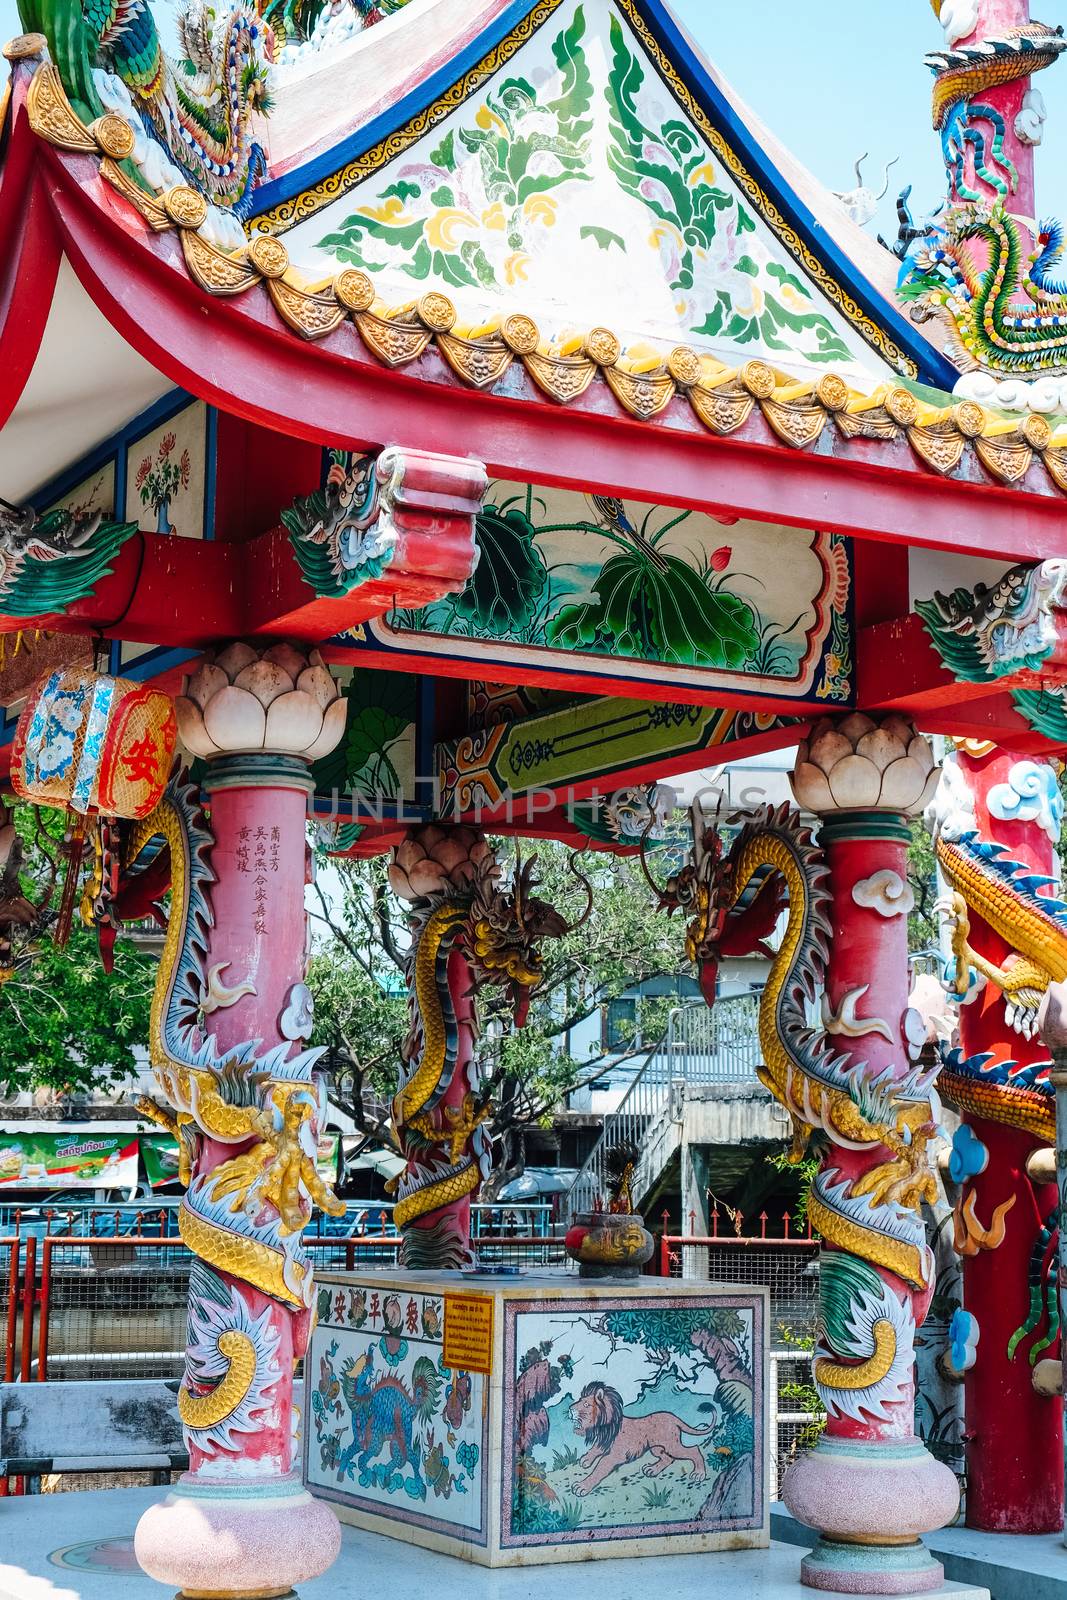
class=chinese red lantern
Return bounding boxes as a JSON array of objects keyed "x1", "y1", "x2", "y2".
[{"x1": 12, "y1": 668, "x2": 177, "y2": 821}]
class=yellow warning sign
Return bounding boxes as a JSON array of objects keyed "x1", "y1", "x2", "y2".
[{"x1": 443, "y1": 1294, "x2": 494, "y2": 1374}]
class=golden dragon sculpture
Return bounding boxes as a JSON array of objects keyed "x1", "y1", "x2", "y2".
[
  {"x1": 933, "y1": 803, "x2": 1067, "y2": 1146},
  {"x1": 118, "y1": 771, "x2": 341, "y2": 1448},
  {"x1": 644, "y1": 801, "x2": 939, "y2": 1424},
  {"x1": 387, "y1": 826, "x2": 582, "y2": 1269}
]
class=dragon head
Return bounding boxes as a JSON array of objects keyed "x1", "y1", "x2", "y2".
[
  {"x1": 467, "y1": 851, "x2": 587, "y2": 1026},
  {"x1": 640, "y1": 800, "x2": 784, "y2": 1005}
]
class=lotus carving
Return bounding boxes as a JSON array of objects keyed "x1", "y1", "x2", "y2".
[
  {"x1": 176, "y1": 641, "x2": 346, "y2": 762},
  {"x1": 792, "y1": 713, "x2": 938, "y2": 816}
]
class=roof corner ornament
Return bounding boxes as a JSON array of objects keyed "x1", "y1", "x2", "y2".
[
  {"x1": 832, "y1": 152, "x2": 899, "y2": 228},
  {"x1": 19, "y1": 0, "x2": 271, "y2": 223},
  {"x1": 0, "y1": 497, "x2": 138, "y2": 619},
  {"x1": 282, "y1": 445, "x2": 487, "y2": 605}
]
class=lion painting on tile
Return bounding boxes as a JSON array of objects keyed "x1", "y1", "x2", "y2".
[{"x1": 568, "y1": 1381, "x2": 730, "y2": 1495}]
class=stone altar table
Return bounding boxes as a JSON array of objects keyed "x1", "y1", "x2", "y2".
[{"x1": 303, "y1": 1270, "x2": 768, "y2": 1567}]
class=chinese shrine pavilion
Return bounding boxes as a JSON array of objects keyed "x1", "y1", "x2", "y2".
[{"x1": 2, "y1": 0, "x2": 1067, "y2": 1593}]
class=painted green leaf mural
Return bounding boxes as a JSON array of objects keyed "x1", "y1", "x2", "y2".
[
  {"x1": 318, "y1": 6, "x2": 593, "y2": 287},
  {"x1": 313, "y1": 672, "x2": 414, "y2": 794},
  {"x1": 453, "y1": 503, "x2": 549, "y2": 634},
  {"x1": 603, "y1": 14, "x2": 853, "y2": 361},
  {"x1": 375, "y1": 481, "x2": 849, "y2": 699},
  {"x1": 546, "y1": 547, "x2": 759, "y2": 669}
]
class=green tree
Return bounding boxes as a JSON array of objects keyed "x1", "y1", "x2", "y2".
[
  {"x1": 0, "y1": 926, "x2": 155, "y2": 1096},
  {"x1": 0, "y1": 804, "x2": 155, "y2": 1096},
  {"x1": 907, "y1": 816, "x2": 940, "y2": 955}
]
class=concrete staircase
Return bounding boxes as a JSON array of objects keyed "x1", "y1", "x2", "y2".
[{"x1": 565, "y1": 995, "x2": 764, "y2": 1217}]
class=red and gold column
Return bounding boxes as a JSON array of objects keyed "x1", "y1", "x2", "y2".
[
  {"x1": 131, "y1": 641, "x2": 347, "y2": 1599},
  {"x1": 932, "y1": 742, "x2": 1063, "y2": 1532},
  {"x1": 783, "y1": 715, "x2": 959, "y2": 1592}
]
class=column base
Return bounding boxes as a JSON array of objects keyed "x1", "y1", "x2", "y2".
[
  {"x1": 783, "y1": 1435, "x2": 959, "y2": 1594},
  {"x1": 135, "y1": 1473, "x2": 341, "y2": 1599},
  {"x1": 800, "y1": 1539, "x2": 944, "y2": 1595},
  {"x1": 179, "y1": 1591, "x2": 297, "y2": 1599}
]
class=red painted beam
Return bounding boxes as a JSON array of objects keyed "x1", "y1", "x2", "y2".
[
  {"x1": 858, "y1": 614, "x2": 995, "y2": 712},
  {"x1": 919, "y1": 692, "x2": 1064, "y2": 754},
  {"x1": 858, "y1": 615, "x2": 1064, "y2": 753},
  {"x1": 242, "y1": 522, "x2": 482, "y2": 641},
  {"x1": 0, "y1": 519, "x2": 475, "y2": 647}
]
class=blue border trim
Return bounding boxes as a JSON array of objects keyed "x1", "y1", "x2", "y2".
[
  {"x1": 253, "y1": 0, "x2": 538, "y2": 217},
  {"x1": 252, "y1": 0, "x2": 956, "y2": 391},
  {"x1": 631, "y1": 0, "x2": 956, "y2": 390}
]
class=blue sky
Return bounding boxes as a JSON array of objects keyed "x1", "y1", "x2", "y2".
[
  {"x1": 2, "y1": 0, "x2": 1066, "y2": 242},
  {"x1": 673, "y1": 0, "x2": 1067, "y2": 243}
]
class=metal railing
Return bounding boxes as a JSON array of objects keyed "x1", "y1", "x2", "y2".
[
  {"x1": 0, "y1": 1199, "x2": 558, "y2": 1243},
  {"x1": 565, "y1": 995, "x2": 761, "y2": 1216},
  {"x1": 1, "y1": 1227, "x2": 571, "y2": 1394}
]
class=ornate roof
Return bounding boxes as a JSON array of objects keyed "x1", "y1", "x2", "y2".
[{"x1": 0, "y1": 0, "x2": 976, "y2": 496}]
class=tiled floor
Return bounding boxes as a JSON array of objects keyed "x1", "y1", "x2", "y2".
[{"x1": 0, "y1": 1487, "x2": 993, "y2": 1600}]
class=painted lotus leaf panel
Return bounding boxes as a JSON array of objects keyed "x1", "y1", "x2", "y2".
[
  {"x1": 305, "y1": 1282, "x2": 488, "y2": 1543},
  {"x1": 502, "y1": 1293, "x2": 764, "y2": 1546},
  {"x1": 311, "y1": 666, "x2": 417, "y2": 801},
  {"x1": 282, "y1": 0, "x2": 885, "y2": 385},
  {"x1": 369, "y1": 484, "x2": 851, "y2": 702}
]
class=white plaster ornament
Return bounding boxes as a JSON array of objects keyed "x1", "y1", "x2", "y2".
[
  {"x1": 987, "y1": 759, "x2": 1063, "y2": 845},
  {"x1": 176, "y1": 641, "x2": 346, "y2": 760},
  {"x1": 851, "y1": 870, "x2": 915, "y2": 919}
]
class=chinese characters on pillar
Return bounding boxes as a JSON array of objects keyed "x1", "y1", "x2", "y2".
[{"x1": 235, "y1": 824, "x2": 281, "y2": 935}]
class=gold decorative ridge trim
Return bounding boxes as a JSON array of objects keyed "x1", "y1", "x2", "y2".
[
  {"x1": 22, "y1": 63, "x2": 1067, "y2": 503},
  {"x1": 249, "y1": 0, "x2": 565, "y2": 237},
  {"x1": 246, "y1": 0, "x2": 917, "y2": 380}
]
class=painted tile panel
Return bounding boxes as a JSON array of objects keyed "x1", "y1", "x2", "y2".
[
  {"x1": 501, "y1": 1292, "x2": 764, "y2": 1547},
  {"x1": 125, "y1": 403, "x2": 208, "y2": 541},
  {"x1": 305, "y1": 1281, "x2": 489, "y2": 1543}
]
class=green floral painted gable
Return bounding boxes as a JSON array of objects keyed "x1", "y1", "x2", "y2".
[
  {"x1": 603, "y1": 15, "x2": 851, "y2": 361},
  {"x1": 285, "y1": 0, "x2": 879, "y2": 381},
  {"x1": 319, "y1": 6, "x2": 595, "y2": 294}
]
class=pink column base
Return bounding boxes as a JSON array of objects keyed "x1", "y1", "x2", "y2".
[
  {"x1": 135, "y1": 1474, "x2": 341, "y2": 1597},
  {"x1": 800, "y1": 1547, "x2": 945, "y2": 1595},
  {"x1": 783, "y1": 1436, "x2": 959, "y2": 1540},
  {"x1": 784, "y1": 1436, "x2": 959, "y2": 1595}
]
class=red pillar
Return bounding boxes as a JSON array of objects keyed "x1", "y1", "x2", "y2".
[
  {"x1": 783, "y1": 714, "x2": 959, "y2": 1593},
  {"x1": 135, "y1": 642, "x2": 347, "y2": 1598},
  {"x1": 940, "y1": 745, "x2": 1063, "y2": 1532}
]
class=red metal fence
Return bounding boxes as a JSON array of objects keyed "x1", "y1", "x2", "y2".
[{"x1": 2, "y1": 1225, "x2": 568, "y2": 1389}]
